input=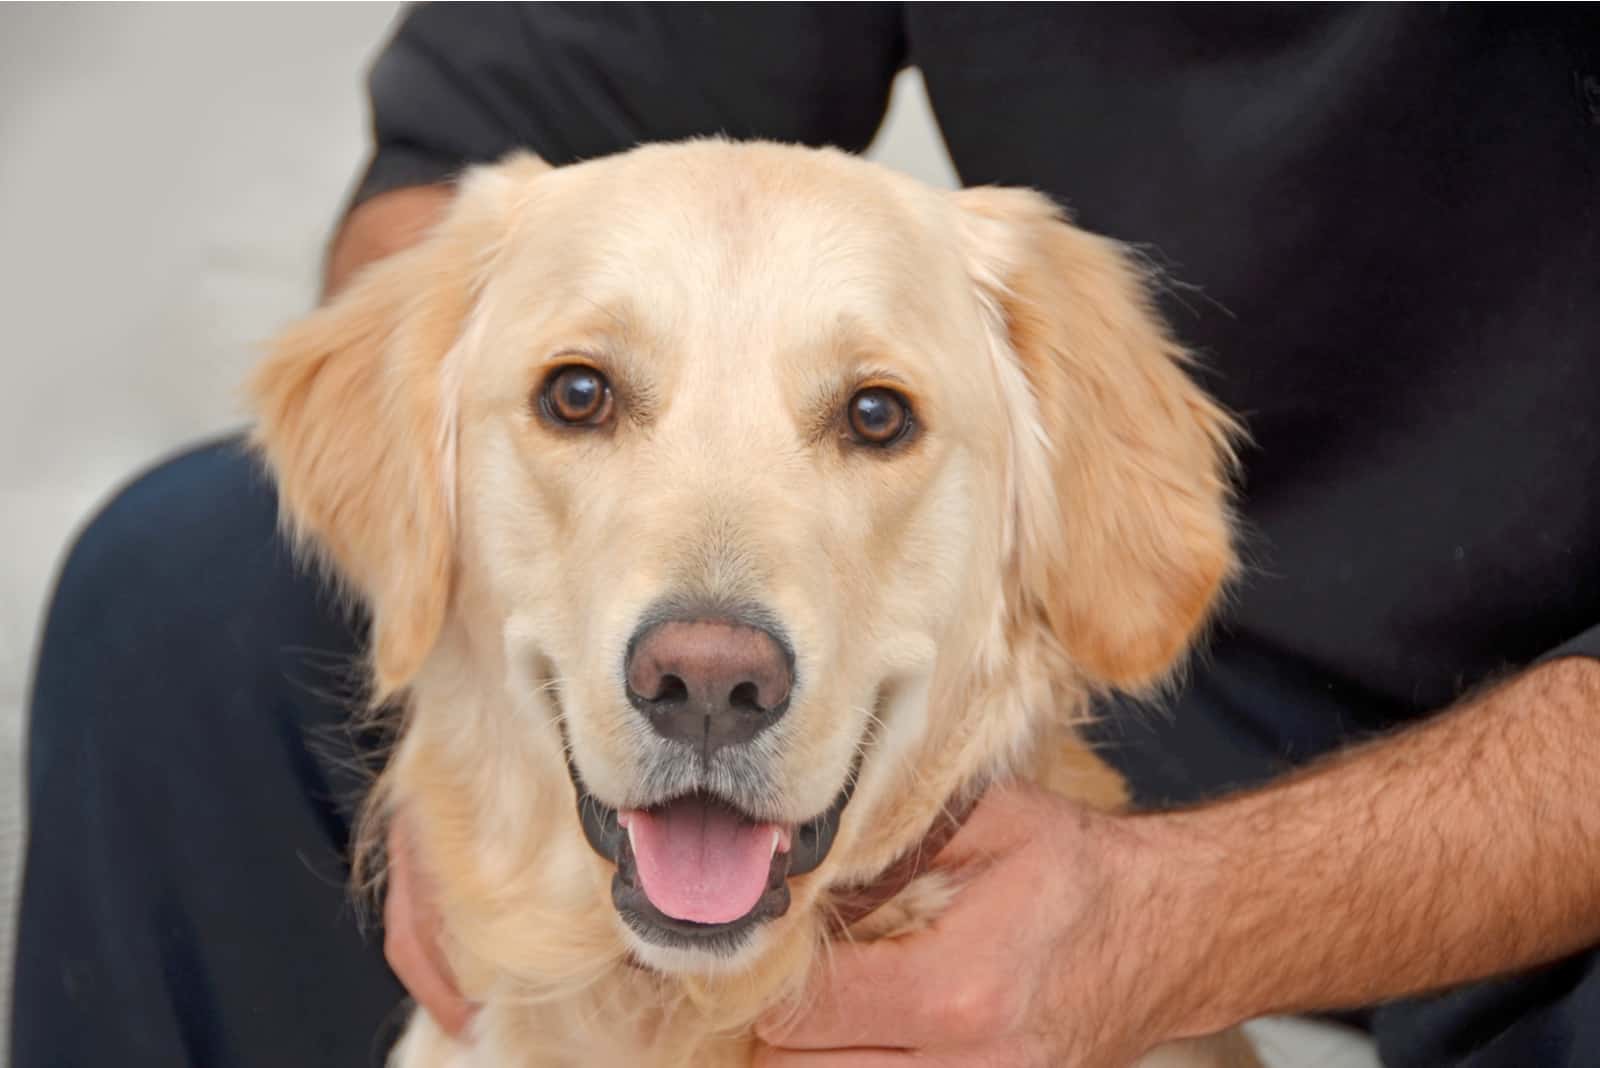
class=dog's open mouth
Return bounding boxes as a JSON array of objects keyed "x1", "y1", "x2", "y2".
[{"x1": 571, "y1": 770, "x2": 855, "y2": 951}]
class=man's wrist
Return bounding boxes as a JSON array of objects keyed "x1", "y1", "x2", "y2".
[
  {"x1": 1032, "y1": 800, "x2": 1238, "y2": 1056},
  {"x1": 1108, "y1": 808, "x2": 1240, "y2": 1045}
]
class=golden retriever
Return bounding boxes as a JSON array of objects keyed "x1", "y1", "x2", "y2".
[{"x1": 250, "y1": 140, "x2": 1254, "y2": 1067}]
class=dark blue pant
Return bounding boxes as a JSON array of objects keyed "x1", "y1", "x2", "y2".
[
  {"x1": 12, "y1": 440, "x2": 405, "y2": 1066},
  {"x1": 12, "y1": 440, "x2": 1599, "y2": 1065}
]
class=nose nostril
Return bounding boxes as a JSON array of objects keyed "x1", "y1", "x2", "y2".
[
  {"x1": 626, "y1": 615, "x2": 794, "y2": 751},
  {"x1": 728, "y1": 680, "x2": 762, "y2": 713},
  {"x1": 654, "y1": 673, "x2": 688, "y2": 704}
]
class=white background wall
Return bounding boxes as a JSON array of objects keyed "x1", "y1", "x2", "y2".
[{"x1": 0, "y1": 6, "x2": 1369, "y2": 1065}]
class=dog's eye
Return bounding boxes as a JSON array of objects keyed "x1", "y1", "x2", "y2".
[
  {"x1": 846, "y1": 387, "x2": 913, "y2": 447},
  {"x1": 541, "y1": 365, "x2": 614, "y2": 427}
]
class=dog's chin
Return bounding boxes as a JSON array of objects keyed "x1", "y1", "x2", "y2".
[
  {"x1": 622, "y1": 916, "x2": 782, "y2": 976},
  {"x1": 565, "y1": 756, "x2": 857, "y2": 972}
]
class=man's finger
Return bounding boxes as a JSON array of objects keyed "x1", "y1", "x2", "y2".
[
  {"x1": 385, "y1": 821, "x2": 477, "y2": 1037},
  {"x1": 755, "y1": 1047, "x2": 980, "y2": 1068},
  {"x1": 759, "y1": 908, "x2": 1013, "y2": 1053},
  {"x1": 756, "y1": 936, "x2": 939, "y2": 1049},
  {"x1": 753, "y1": 1047, "x2": 918, "y2": 1067},
  {"x1": 758, "y1": 788, "x2": 1045, "y2": 1051},
  {"x1": 931, "y1": 783, "x2": 1050, "y2": 865}
]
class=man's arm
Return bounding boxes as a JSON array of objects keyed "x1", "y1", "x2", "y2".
[
  {"x1": 1147, "y1": 654, "x2": 1600, "y2": 1041},
  {"x1": 322, "y1": 184, "x2": 453, "y2": 298},
  {"x1": 758, "y1": 655, "x2": 1600, "y2": 1065}
]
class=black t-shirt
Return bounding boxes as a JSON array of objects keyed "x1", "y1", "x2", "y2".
[{"x1": 354, "y1": 4, "x2": 1599, "y2": 803}]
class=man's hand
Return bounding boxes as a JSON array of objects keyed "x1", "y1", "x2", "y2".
[
  {"x1": 385, "y1": 817, "x2": 477, "y2": 1038},
  {"x1": 755, "y1": 786, "x2": 1176, "y2": 1067}
]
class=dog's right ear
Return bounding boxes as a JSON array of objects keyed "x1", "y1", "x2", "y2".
[{"x1": 250, "y1": 155, "x2": 548, "y2": 699}]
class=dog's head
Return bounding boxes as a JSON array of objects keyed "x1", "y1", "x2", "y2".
[{"x1": 253, "y1": 142, "x2": 1234, "y2": 977}]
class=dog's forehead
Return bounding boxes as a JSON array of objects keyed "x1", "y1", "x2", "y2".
[{"x1": 509, "y1": 145, "x2": 956, "y2": 343}]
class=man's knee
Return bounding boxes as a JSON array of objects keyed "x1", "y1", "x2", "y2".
[
  {"x1": 15, "y1": 439, "x2": 398, "y2": 1068},
  {"x1": 39, "y1": 438, "x2": 261, "y2": 638},
  {"x1": 26, "y1": 437, "x2": 353, "y2": 796}
]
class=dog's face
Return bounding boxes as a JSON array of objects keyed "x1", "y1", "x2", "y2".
[
  {"x1": 453, "y1": 149, "x2": 1029, "y2": 965},
  {"x1": 254, "y1": 142, "x2": 1234, "y2": 976}
]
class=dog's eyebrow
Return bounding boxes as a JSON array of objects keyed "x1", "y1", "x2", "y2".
[
  {"x1": 547, "y1": 299, "x2": 663, "y2": 425},
  {"x1": 792, "y1": 317, "x2": 922, "y2": 443},
  {"x1": 575, "y1": 295, "x2": 636, "y2": 338}
]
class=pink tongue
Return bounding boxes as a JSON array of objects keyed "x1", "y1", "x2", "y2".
[{"x1": 625, "y1": 798, "x2": 779, "y2": 925}]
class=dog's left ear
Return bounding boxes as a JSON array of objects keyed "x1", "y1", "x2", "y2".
[
  {"x1": 954, "y1": 187, "x2": 1240, "y2": 691},
  {"x1": 251, "y1": 155, "x2": 547, "y2": 698}
]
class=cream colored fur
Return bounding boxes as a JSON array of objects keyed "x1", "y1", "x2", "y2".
[{"x1": 251, "y1": 140, "x2": 1253, "y2": 1067}]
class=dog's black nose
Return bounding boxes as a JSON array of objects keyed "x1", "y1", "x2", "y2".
[{"x1": 625, "y1": 618, "x2": 792, "y2": 753}]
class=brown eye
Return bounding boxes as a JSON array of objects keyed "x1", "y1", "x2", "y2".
[
  {"x1": 541, "y1": 365, "x2": 613, "y2": 427},
  {"x1": 846, "y1": 387, "x2": 912, "y2": 447}
]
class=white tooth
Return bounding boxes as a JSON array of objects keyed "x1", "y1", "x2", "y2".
[
  {"x1": 628, "y1": 820, "x2": 639, "y2": 854},
  {"x1": 769, "y1": 828, "x2": 780, "y2": 858}
]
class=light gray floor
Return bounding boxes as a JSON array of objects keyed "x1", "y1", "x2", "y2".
[{"x1": 0, "y1": 7, "x2": 1376, "y2": 1064}]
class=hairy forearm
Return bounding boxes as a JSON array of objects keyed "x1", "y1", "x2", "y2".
[
  {"x1": 322, "y1": 183, "x2": 455, "y2": 298},
  {"x1": 1134, "y1": 656, "x2": 1600, "y2": 1039}
]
